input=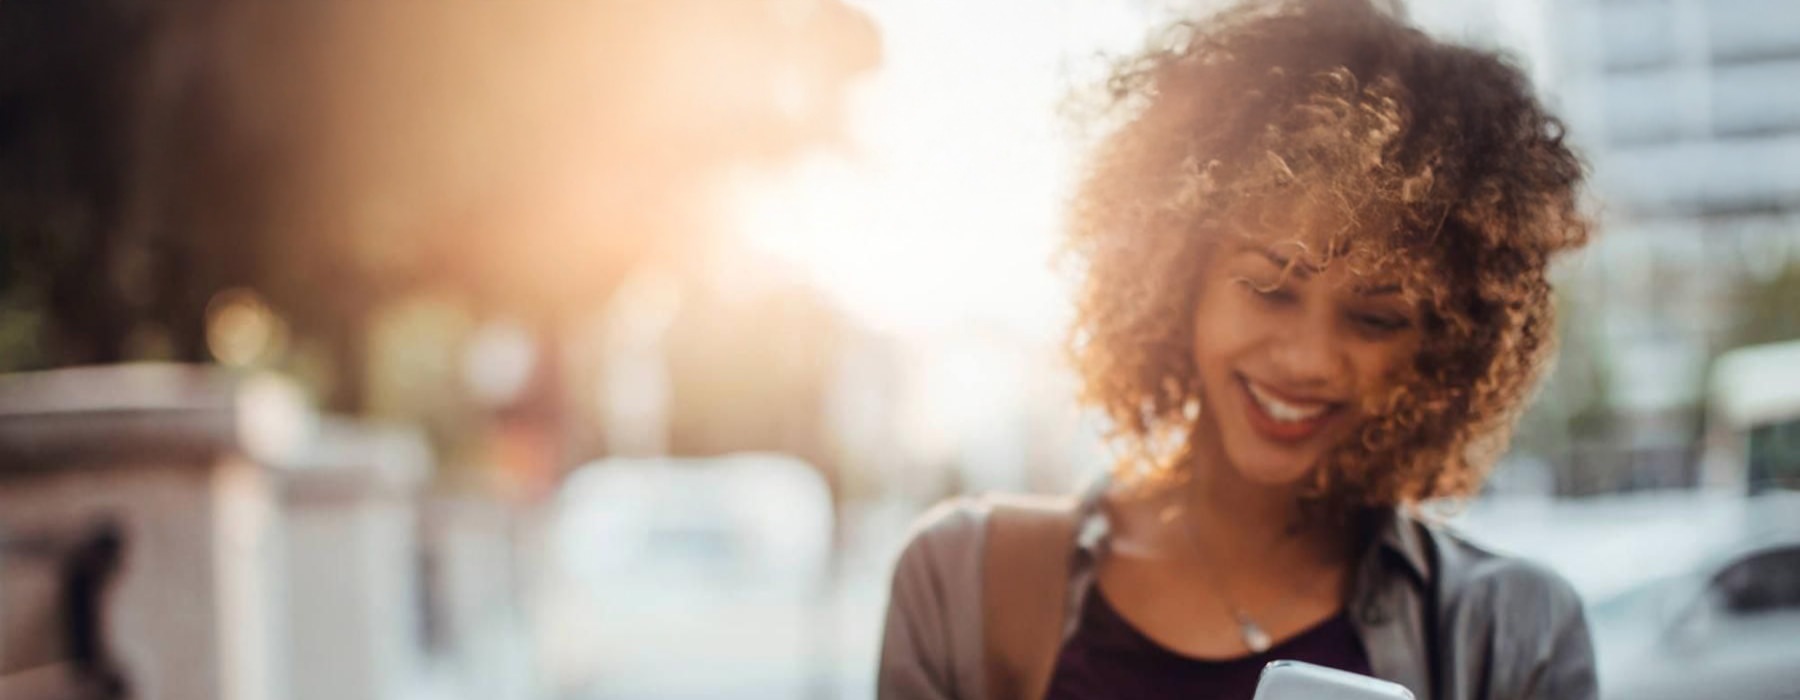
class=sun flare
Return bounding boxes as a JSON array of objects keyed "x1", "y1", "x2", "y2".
[{"x1": 725, "y1": 0, "x2": 1155, "y2": 337}]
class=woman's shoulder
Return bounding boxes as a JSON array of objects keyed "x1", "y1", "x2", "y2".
[
  {"x1": 890, "y1": 491, "x2": 1088, "y2": 593},
  {"x1": 894, "y1": 491, "x2": 1088, "y2": 565},
  {"x1": 1415, "y1": 520, "x2": 1599, "y2": 697},
  {"x1": 892, "y1": 496, "x2": 992, "y2": 574},
  {"x1": 880, "y1": 498, "x2": 996, "y2": 700},
  {"x1": 1417, "y1": 519, "x2": 1594, "y2": 670},
  {"x1": 1421, "y1": 522, "x2": 1584, "y2": 613}
]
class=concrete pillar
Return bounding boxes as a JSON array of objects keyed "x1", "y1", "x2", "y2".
[
  {"x1": 0, "y1": 364, "x2": 308, "y2": 700},
  {"x1": 275, "y1": 419, "x2": 432, "y2": 700}
]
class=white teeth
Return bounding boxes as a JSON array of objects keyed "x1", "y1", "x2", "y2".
[{"x1": 1244, "y1": 380, "x2": 1330, "y2": 423}]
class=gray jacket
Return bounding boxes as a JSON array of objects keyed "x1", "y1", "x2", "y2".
[{"x1": 878, "y1": 485, "x2": 1598, "y2": 700}]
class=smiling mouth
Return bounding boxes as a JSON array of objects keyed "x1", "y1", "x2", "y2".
[{"x1": 1236, "y1": 374, "x2": 1341, "y2": 442}]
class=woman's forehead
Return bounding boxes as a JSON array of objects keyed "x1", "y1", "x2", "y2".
[{"x1": 1220, "y1": 199, "x2": 1425, "y2": 280}]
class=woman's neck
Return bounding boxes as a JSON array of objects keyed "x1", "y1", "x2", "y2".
[
  {"x1": 1175, "y1": 426, "x2": 1352, "y2": 576},
  {"x1": 1093, "y1": 427, "x2": 1362, "y2": 657}
]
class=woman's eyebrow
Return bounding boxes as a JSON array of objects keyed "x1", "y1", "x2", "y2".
[
  {"x1": 1248, "y1": 246, "x2": 1317, "y2": 279},
  {"x1": 1246, "y1": 245, "x2": 1404, "y2": 296}
]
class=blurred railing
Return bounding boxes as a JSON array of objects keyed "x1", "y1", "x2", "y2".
[{"x1": 0, "y1": 365, "x2": 533, "y2": 700}]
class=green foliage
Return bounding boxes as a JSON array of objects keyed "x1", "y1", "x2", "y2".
[
  {"x1": 1511, "y1": 288, "x2": 1615, "y2": 459},
  {"x1": 1728, "y1": 261, "x2": 1800, "y2": 350}
]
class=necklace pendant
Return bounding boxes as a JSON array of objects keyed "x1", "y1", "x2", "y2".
[{"x1": 1239, "y1": 620, "x2": 1272, "y2": 654}]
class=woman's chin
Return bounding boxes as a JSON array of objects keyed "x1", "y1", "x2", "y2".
[{"x1": 1224, "y1": 445, "x2": 1319, "y2": 487}]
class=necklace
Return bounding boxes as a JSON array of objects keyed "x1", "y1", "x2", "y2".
[{"x1": 1173, "y1": 504, "x2": 1301, "y2": 654}]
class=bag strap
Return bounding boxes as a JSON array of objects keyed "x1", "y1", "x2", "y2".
[{"x1": 981, "y1": 494, "x2": 1080, "y2": 700}]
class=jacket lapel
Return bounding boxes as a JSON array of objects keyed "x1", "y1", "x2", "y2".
[{"x1": 1353, "y1": 508, "x2": 1436, "y2": 700}]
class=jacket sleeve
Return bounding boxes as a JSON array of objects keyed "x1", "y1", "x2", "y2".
[
  {"x1": 1526, "y1": 579, "x2": 1599, "y2": 700},
  {"x1": 877, "y1": 499, "x2": 986, "y2": 700}
]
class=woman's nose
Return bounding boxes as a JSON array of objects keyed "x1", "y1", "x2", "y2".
[{"x1": 1265, "y1": 315, "x2": 1343, "y2": 388}]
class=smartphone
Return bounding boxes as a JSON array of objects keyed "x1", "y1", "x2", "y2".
[{"x1": 1252, "y1": 660, "x2": 1415, "y2": 700}]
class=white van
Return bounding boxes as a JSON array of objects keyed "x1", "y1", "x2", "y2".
[{"x1": 1708, "y1": 338, "x2": 1800, "y2": 494}]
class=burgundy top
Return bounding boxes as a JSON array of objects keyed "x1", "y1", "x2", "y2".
[{"x1": 1044, "y1": 587, "x2": 1372, "y2": 700}]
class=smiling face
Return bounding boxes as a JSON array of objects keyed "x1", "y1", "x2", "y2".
[{"x1": 1189, "y1": 235, "x2": 1424, "y2": 488}]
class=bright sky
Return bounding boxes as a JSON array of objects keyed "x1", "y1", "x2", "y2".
[
  {"x1": 727, "y1": 0, "x2": 1537, "y2": 340},
  {"x1": 729, "y1": 0, "x2": 1156, "y2": 338}
]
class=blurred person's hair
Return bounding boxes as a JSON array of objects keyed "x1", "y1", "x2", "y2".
[{"x1": 1062, "y1": 0, "x2": 1591, "y2": 517}]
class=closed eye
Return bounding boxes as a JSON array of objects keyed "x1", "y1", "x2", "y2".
[{"x1": 1350, "y1": 311, "x2": 1411, "y2": 333}]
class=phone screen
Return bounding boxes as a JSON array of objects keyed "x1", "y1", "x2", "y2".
[{"x1": 1251, "y1": 660, "x2": 1415, "y2": 700}]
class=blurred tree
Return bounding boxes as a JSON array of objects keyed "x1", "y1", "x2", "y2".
[
  {"x1": 1512, "y1": 290, "x2": 1615, "y2": 454},
  {"x1": 663, "y1": 265, "x2": 846, "y2": 470},
  {"x1": 0, "y1": 1, "x2": 184, "y2": 367},
  {"x1": 1726, "y1": 259, "x2": 1800, "y2": 349},
  {"x1": 0, "y1": 0, "x2": 879, "y2": 416}
]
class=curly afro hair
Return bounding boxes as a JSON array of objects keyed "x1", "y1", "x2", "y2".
[{"x1": 1064, "y1": 0, "x2": 1592, "y2": 513}]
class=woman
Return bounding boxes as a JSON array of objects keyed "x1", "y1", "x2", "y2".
[{"x1": 879, "y1": 1, "x2": 1596, "y2": 699}]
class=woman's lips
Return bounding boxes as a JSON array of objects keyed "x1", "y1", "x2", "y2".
[{"x1": 1237, "y1": 374, "x2": 1340, "y2": 443}]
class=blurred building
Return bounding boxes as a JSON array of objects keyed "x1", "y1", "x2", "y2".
[
  {"x1": 1409, "y1": 0, "x2": 1800, "y2": 495},
  {"x1": 1543, "y1": 0, "x2": 1800, "y2": 492}
]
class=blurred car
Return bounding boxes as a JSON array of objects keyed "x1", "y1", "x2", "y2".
[
  {"x1": 1588, "y1": 529, "x2": 1800, "y2": 700},
  {"x1": 541, "y1": 453, "x2": 837, "y2": 700}
]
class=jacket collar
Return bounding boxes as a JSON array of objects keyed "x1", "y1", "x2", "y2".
[
  {"x1": 1069, "y1": 473, "x2": 1434, "y2": 587},
  {"x1": 1370, "y1": 504, "x2": 1433, "y2": 586}
]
